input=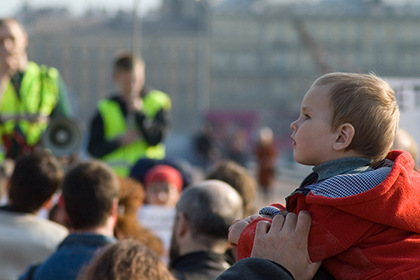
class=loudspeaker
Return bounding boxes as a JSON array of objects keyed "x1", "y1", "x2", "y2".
[{"x1": 42, "y1": 116, "x2": 83, "y2": 157}]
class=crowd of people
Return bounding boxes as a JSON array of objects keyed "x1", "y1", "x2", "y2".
[{"x1": 1, "y1": 16, "x2": 420, "y2": 280}]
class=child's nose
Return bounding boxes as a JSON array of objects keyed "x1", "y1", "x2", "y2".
[{"x1": 290, "y1": 120, "x2": 298, "y2": 131}]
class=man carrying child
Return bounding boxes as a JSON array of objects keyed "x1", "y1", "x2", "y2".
[{"x1": 230, "y1": 72, "x2": 420, "y2": 279}]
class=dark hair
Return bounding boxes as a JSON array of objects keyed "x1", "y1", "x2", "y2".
[
  {"x1": 113, "y1": 52, "x2": 144, "y2": 73},
  {"x1": 177, "y1": 180, "x2": 243, "y2": 244},
  {"x1": 206, "y1": 160, "x2": 257, "y2": 217},
  {"x1": 9, "y1": 151, "x2": 62, "y2": 213},
  {"x1": 62, "y1": 161, "x2": 120, "y2": 229},
  {"x1": 77, "y1": 239, "x2": 175, "y2": 280}
]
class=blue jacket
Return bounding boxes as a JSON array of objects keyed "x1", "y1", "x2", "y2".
[{"x1": 19, "y1": 233, "x2": 116, "y2": 280}]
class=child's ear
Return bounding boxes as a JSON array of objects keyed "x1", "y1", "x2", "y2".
[{"x1": 333, "y1": 123, "x2": 355, "y2": 151}]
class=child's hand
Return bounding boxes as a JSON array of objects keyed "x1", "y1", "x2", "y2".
[{"x1": 228, "y1": 214, "x2": 262, "y2": 248}]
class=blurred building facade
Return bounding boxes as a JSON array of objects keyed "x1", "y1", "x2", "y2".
[{"x1": 15, "y1": 0, "x2": 420, "y2": 140}]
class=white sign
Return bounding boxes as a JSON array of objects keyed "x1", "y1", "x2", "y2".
[{"x1": 138, "y1": 205, "x2": 176, "y2": 263}]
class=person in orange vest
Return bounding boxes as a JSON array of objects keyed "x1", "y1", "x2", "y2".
[{"x1": 87, "y1": 53, "x2": 171, "y2": 177}]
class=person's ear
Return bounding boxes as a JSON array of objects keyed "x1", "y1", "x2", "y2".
[
  {"x1": 111, "y1": 197, "x2": 119, "y2": 219},
  {"x1": 175, "y1": 212, "x2": 189, "y2": 238},
  {"x1": 333, "y1": 123, "x2": 355, "y2": 151}
]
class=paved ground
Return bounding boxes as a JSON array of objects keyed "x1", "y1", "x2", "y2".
[
  {"x1": 254, "y1": 175, "x2": 300, "y2": 211},
  {"x1": 253, "y1": 163, "x2": 312, "y2": 211}
]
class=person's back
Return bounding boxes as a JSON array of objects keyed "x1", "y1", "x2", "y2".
[
  {"x1": 19, "y1": 160, "x2": 119, "y2": 280},
  {"x1": 169, "y1": 180, "x2": 243, "y2": 280},
  {"x1": 0, "y1": 151, "x2": 68, "y2": 280},
  {"x1": 232, "y1": 72, "x2": 420, "y2": 279}
]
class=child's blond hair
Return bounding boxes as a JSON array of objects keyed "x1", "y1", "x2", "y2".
[{"x1": 312, "y1": 72, "x2": 399, "y2": 164}]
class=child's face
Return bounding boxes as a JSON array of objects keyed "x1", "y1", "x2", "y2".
[
  {"x1": 113, "y1": 62, "x2": 145, "y2": 97},
  {"x1": 145, "y1": 182, "x2": 180, "y2": 207},
  {"x1": 290, "y1": 85, "x2": 338, "y2": 166}
]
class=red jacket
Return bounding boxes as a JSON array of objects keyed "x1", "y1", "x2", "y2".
[{"x1": 238, "y1": 151, "x2": 420, "y2": 280}]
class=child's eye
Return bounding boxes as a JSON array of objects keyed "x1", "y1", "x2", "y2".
[{"x1": 305, "y1": 114, "x2": 310, "y2": 120}]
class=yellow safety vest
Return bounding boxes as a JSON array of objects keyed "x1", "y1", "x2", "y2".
[
  {"x1": 0, "y1": 62, "x2": 59, "y2": 159},
  {"x1": 98, "y1": 90, "x2": 171, "y2": 177}
]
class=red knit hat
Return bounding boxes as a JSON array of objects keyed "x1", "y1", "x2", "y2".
[{"x1": 144, "y1": 164, "x2": 183, "y2": 192}]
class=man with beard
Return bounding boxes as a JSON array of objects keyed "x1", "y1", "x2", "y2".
[{"x1": 169, "y1": 180, "x2": 243, "y2": 280}]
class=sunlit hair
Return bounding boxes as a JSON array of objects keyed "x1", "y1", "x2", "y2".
[
  {"x1": 206, "y1": 160, "x2": 256, "y2": 217},
  {"x1": 392, "y1": 127, "x2": 418, "y2": 165},
  {"x1": 77, "y1": 239, "x2": 175, "y2": 280},
  {"x1": 312, "y1": 72, "x2": 399, "y2": 164},
  {"x1": 0, "y1": 18, "x2": 26, "y2": 33}
]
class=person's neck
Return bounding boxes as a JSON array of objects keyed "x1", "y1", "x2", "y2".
[
  {"x1": 17, "y1": 54, "x2": 28, "y2": 72},
  {"x1": 1, "y1": 203, "x2": 38, "y2": 215},
  {"x1": 70, "y1": 217, "x2": 116, "y2": 237}
]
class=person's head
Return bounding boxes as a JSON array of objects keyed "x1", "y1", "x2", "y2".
[
  {"x1": 259, "y1": 127, "x2": 273, "y2": 144},
  {"x1": 206, "y1": 160, "x2": 257, "y2": 217},
  {"x1": 290, "y1": 72, "x2": 399, "y2": 166},
  {"x1": 169, "y1": 180, "x2": 243, "y2": 263},
  {"x1": 144, "y1": 164, "x2": 183, "y2": 207},
  {"x1": 62, "y1": 160, "x2": 120, "y2": 231},
  {"x1": 78, "y1": 239, "x2": 175, "y2": 280},
  {"x1": 112, "y1": 52, "x2": 145, "y2": 97},
  {"x1": 392, "y1": 127, "x2": 418, "y2": 168},
  {"x1": 0, "y1": 18, "x2": 28, "y2": 69},
  {"x1": 8, "y1": 151, "x2": 63, "y2": 214}
]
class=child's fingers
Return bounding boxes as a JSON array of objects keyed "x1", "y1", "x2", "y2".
[
  {"x1": 231, "y1": 219, "x2": 242, "y2": 225},
  {"x1": 244, "y1": 214, "x2": 262, "y2": 223},
  {"x1": 228, "y1": 221, "x2": 248, "y2": 246}
]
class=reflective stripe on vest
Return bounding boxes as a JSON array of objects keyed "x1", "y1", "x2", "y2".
[
  {"x1": 98, "y1": 90, "x2": 170, "y2": 177},
  {"x1": 0, "y1": 62, "x2": 59, "y2": 146}
]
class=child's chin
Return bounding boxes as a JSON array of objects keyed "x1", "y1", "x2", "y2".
[{"x1": 295, "y1": 158, "x2": 312, "y2": 166}]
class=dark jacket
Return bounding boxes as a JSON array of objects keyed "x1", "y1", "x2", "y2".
[
  {"x1": 217, "y1": 258, "x2": 294, "y2": 280},
  {"x1": 19, "y1": 233, "x2": 116, "y2": 280},
  {"x1": 171, "y1": 251, "x2": 231, "y2": 280}
]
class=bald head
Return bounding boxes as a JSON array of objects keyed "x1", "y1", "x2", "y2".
[{"x1": 177, "y1": 180, "x2": 243, "y2": 241}]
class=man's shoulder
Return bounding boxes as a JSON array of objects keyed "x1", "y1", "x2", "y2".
[
  {"x1": 28, "y1": 234, "x2": 116, "y2": 280},
  {"x1": 0, "y1": 210, "x2": 68, "y2": 238},
  {"x1": 172, "y1": 251, "x2": 231, "y2": 280}
]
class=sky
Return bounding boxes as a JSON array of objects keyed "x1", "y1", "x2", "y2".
[
  {"x1": 1, "y1": 0, "x2": 418, "y2": 18},
  {"x1": 0, "y1": 0, "x2": 163, "y2": 18}
]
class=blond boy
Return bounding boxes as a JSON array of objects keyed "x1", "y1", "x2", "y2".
[
  {"x1": 87, "y1": 53, "x2": 171, "y2": 177},
  {"x1": 231, "y1": 73, "x2": 420, "y2": 279}
]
